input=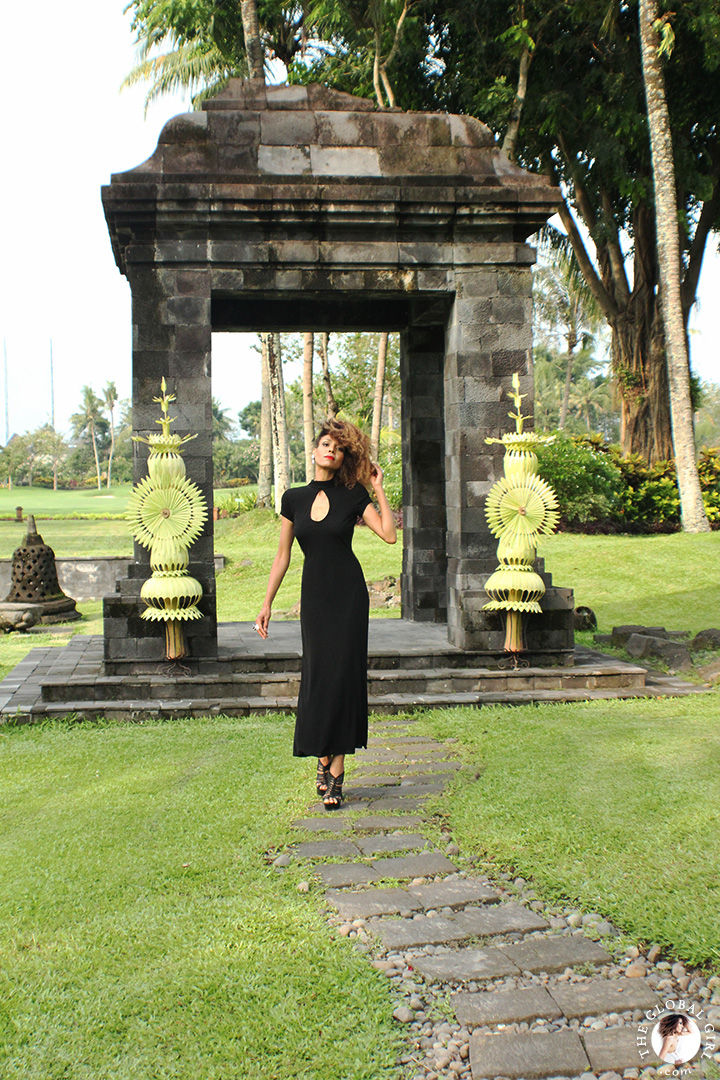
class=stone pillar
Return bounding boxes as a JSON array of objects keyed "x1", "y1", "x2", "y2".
[
  {"x1": 444, "y1": 262, "x2": 534, "y2": 650},
  {"x1": 103, "y1": 263, "x2": 217, "y2": 665},
  {"x1": 400, "y1": 323, "x2": 447, "y2": 623}
]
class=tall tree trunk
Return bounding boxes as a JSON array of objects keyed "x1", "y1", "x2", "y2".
[
  {"x1": 266, "y1": 331, "x2": 289, "y2": 514},
  {"x1": 257, "y1": 334, "x2": 272, "y2": 508},
  {"x1": 302, "y1": 332, "x2": 315, "y2": 482},
  {"x1": 639, "y1": 0, "x2": 709, "y2": 531},
  {"x1": 372, "y1": 29, "x2": 385, "y2": 107},
  {"x1": 90, "y1": 420, "x2": 102, "y2": 490},
  {"x1": 318, "y1": 332, "x2": 339, "y2": 418},
  {"x1": 370, "y1": 332, "x2": 389, "y2": 461},
  {"x1": 558, "y1": 328, "x2": 577, "y2": 432},
  {"x1": 502, "y1": 44, "x2": 532, "y2": 162},
  {"x1": 241, "y1": 0, "x2": 265, "y2": 81},
  {"x1": 106, "y1": 412, "x2": 115, "y2": 489}
]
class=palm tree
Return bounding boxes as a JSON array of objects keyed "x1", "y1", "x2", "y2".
[
  {"x1": 533, "y1": 246, "x2": 603, "y2": 431},
  {"x1": 212, "y1": 397, "x2": 234, "y2": 442},
  {"x1": 638, "y1": 0, "x2": 709, "y2": 532},
  {"x1": 264, "y1": 333, "x2": 290, "y2": 513},
  {"x1": 71, "y1": 386, "x2": 104, "y2": 490},
  {"x1": 307, "y1": 0, "x2": 419, "y2": 108},
  {"x1": 370, "y1": 332, "x2": 389, "y2": 461},
  {"x1": 103, "y1": 381, "x2": 118, "y2": 489},
  {"x1": 302, "y1": 332, "x2": 315, "y2": 481}
]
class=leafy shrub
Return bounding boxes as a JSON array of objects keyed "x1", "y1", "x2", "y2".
[
  {"x1": 215, "y1": 477, "x2": 250, "y2": 489},
  {"x1": 537, "y1": 434, "x2": 720, "y2": 532},
  {"x1": 380, "y1": 446, "x2": 402, "y2": 512},
  {"x1": 536, "y1": 434, "x2": 622, "y2": 525},
  {"x1": 215, "y1": 490, "x2": 257, "y2": 516}
]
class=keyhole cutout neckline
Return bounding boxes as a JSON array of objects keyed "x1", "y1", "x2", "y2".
[{"x1": 310, "y1": 489, "x2": 330, "y2": 521}]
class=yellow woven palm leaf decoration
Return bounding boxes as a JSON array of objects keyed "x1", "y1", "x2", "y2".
[
  {"x1": 482, "y1": 373, "x2": 559, "y2": 654},
  {"x1": 126, "y1": 379, "x2": 208, "y2": 660}
]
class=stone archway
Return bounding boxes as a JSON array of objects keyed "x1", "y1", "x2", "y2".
[{"x1": 102, "y1": 79, "x2": 572, "y2": 666}]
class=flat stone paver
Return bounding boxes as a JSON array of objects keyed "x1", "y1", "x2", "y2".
[
  {"x1": 351, "y1": 815, "x2": 423, "y2": 831},
  {"x1": 369, "y1": 913, "x2": 470, "y2": 949},
  {"x1": 292, "y1": 818, "x2": 348, "y2": 833},
  {"x1": 346, "y1": 784, "x2": 399, "y2": 799},
  {"x1": 408, "y1": 879, "x2": 499, "y2": 909},
  {"x1": 355, "y1": 833, "x2": 430, "y2": 856},
  {"x1": 368, "y1": 796, "x2": 426, "y2": 812},
  {"x1": 348, "y1": 775, "x2": 400, "y2": 787},
  {"x1": 361, "y1": 761, "x2": 462, "y2": 775},
  {"x1": 411, "y1": 948, "x2": 521, "y2": 983},
  {"x1": 550, "y1": 977, "x2": 660, "y2": 1018},
  {"x1": 470, "y1": 1029, "x2": 589, "y2": 1080},
  {"x1": 452, "y1": 902, "x2": 548, "y2": 937},
  {"x1": 370, "y1": 852, "x2": 457, "y2": 878},
  {"x1": 292, "y1": 839, "x2": 362, "y2": 859},
  {"x1": 396, "y1": 772, "x2": 451, "y2": 786},
  {"x1": 316, "y1": 863, "x2": 381, "y2": 887},
  {"x1": 454, "y1": 986, "x2": 562, "y2": 1026},
  {"x1": 326, "y1": 887, "x2": 422, "y2": 920},
  {"x1": 362, "y1": 749, "x2": 454, "y2": 762},
  {"x1": 582, "y1": 1027, "x2": 648, "y2": 1072},
  {"x1": 499, "y1": 934, "x2": 610, "y2": 973}
]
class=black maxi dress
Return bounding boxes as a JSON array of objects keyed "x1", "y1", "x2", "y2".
[{"x1": 280, "y1": 478, "x2": 372, "y2": 758}]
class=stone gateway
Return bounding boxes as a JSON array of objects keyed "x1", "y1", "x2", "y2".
[{"x1": 102, "y1": 79, "x2": 573, "y2": 665}]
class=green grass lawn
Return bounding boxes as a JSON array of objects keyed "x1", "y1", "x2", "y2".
[
  {"x1": 417, "y1": 695, "x2": 720, "y2": 970},
  {"x1": 0, "y1": 715, "x2": 403, "y2": 1079},
  {"x1": 0, "y1": 485, "x2": 134, "y2": 518},
  {"x1": 540, "y1": 530, "x2": 720, "y2": 635}
]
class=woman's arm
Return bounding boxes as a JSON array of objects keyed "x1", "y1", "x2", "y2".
[
  {"x1": 362, "y1": 465, "x2": 397, "y2": 545},
  {"x1": 255, "y1": 516, "x2": 294, "y2": 638}
]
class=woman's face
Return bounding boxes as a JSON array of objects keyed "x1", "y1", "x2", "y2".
[{"x1": 316, "y1": 436, "x2": 345, "y2": 471}]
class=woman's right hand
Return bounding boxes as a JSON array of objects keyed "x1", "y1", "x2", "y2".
[{"x1": 255, "y1": 604, "x2": 271, "y2": 639}]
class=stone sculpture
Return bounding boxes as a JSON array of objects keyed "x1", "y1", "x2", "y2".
[{"x1": 0, "y1": 515, "x2": 79, "y2": 624}]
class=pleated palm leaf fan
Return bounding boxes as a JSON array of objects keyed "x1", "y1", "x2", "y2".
[
  {"x1": 484, "y1": 474, "x2": 560, "y2": 544},
  {"x1": 127, "y1": 379, "x2": 208, "y2": 660}
]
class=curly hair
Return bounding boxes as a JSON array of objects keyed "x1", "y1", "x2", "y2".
[
  {"x1": 315, "y1": 418, "x2": 373, "y2": 489},
  {"x1": 658, "y1": 1014, "x2": 690, "y2": 1038}
]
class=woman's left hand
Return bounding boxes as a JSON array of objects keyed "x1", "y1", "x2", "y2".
[{"x1": 370, "y1": 463, "x2": 384, "y2": 491}]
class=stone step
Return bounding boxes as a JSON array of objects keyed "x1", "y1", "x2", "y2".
[
  {"x1": 367, "y1": 902, "x2": 548, "y2": 950},
  {"x1": 453, "y1": 976, "x2": 660, "y2": 1027},
  {"x1": 470, "y1": 1024, "x2": 652, "y2": 1079},
  {"x1": 11, "y1": 678, "x2": 702, "y2": 720},
  {"x1": 325, "y1": 877, "x2": 499, "y2": 920},
  {"x1": 316, "y1": 851, "x2": 458, "y2": 888},
  {"x1": 411, "y1": 934, "x2": 610, "y2": 984},
  {"x1": 37, "y1": 662, "x2": 649, "y2": 704}
]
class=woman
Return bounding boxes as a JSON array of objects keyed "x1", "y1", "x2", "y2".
[
  {"x1": 657, "y1": 1014, "x2": 694, "y2": 1065},
  {"x1": 255, "y1": 419, "x2": 397, "y2": 808}
]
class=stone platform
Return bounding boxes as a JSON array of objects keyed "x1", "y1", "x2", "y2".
[{"x1": 0, "y1": 620, "x2": 703, "y2": 722}]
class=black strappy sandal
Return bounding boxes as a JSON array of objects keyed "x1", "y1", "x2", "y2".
[
  {"x1": 323, "y1": 770, "x2": 344, "y2": 810},
  {"x1": 316, "y1": 757, "x2": 331, "y2": 796}
]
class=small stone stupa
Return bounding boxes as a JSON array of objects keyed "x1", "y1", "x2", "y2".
[{"x1": 0, "y1": 515, "x2": 79, "y2": 624}]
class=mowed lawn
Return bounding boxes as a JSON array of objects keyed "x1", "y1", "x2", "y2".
[
  {"x1": 0, "y1": 716, "x2": 403, "y2": 1079},
  {"x1": 417, "y1": 696, "x2": 720, "y2": 970}
]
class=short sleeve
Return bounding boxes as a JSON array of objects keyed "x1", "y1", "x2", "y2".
[
  {"x1": 355, "y1": 486, "x2": 372, "y2": 517},
  {"x1": 280, "y1": 488, "x2": 295, "y2": 522}
]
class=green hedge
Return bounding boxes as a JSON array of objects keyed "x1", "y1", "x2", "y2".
[{"x1": 536, "y1": 433, "x2": 720, "y2": 532}]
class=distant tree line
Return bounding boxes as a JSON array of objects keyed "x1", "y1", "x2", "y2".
[{"x1": 0, "y1": 382, "x2": 133, "y2": 490}]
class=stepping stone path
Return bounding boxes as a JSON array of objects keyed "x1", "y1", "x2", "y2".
[{"x1": 279, "y1": 719, "x2": 720, "y2": 1080}]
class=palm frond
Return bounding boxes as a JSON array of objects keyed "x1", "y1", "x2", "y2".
[{"x1": 122, "y1": 41, "x2": 238, "y2": 113}]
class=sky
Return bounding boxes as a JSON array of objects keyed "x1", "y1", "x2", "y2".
[{"x1": 0, "y1": 0, "x2": 718, "y2": 442}]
